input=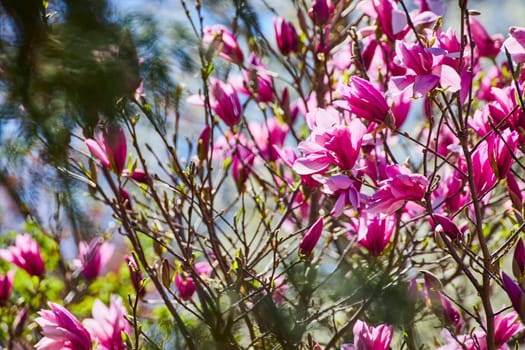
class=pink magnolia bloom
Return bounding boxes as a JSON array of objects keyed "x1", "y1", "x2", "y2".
[
  {"x1": 342, "y1": 319, "x2": 393, "y2": 350},
  {"x1": 308, "y1": 0, "x2": 334, "y2": 25},
  {"x1": 0, "y1": 233, "x2": 45, "y2": 278},
  {"x1": 367, "y1": 165, "x2": 428, "y2": 214},
  {"x1": 487, "y1": 129, "x2": 519, "y2": 179},
  {"x1": 274, "y1": 17, "x2": 299, "y2": 55},
  {"x1": 0, "y1": 270, "x2": 14, "y2": 304},
  {"x1": 85, "y1": 125, "x2": 127, "y2": 174},
  {"x1": 503, "y1": 26, "x2": 525, "y2": 64},
  {"x1": 439, "y1": 295, "x2": 464, "y2": 332},
  {"x1": 339, "y1": 76, "x2": 389, "y2": 123},
  {"x1": 232, "y1": 145, "x2": 255, "y2": 189},
  {"x1": 469, "y1": 18, "x2": 504, "y2": 58},
  {"x1": 175, "y1": 261, "x2": 212, "y2": 300},
  {"x1": 210, "y1": 78, "x2": 242, "y2": 127},
  {"x1": 438, "y1": 310, "x2": 524, "y2": 350},
  {"x1": 203, "y1": 24, "x2": 244, "y2": 64},
  {"x1": 241, "y1": 54, "x2": 274, "y2": 103},
  {"x1": 493, "y1": 311, "x2": 524, "y2": 347},
  {"x1": 249, "y1": 117, "x2": 289, "y2": 162},
  {"x1": 321, "y1": 175, "x2": 360, "y2": 216},
  {"x1": 35, "y1": 302, "x2": 92, "y2": 350},
  {"x1": 356, "y1": 215, "x2": 395, "y2": 256},
  {"x1": 83, "y1": 295, "x2": 130, "y2": 350},
  {"x1": 487, "y1": 87, "x2": 525, "y2": 134},
  {"x1": 294, "y1": 113, "x2": 367, "y2": 175},
  {"x1": 471, "y1": 140, "x2": 498, "y2": 197},
  {"x1": 77, "y1": 237, "x2": 114, "y2": 281},
  {"x1": 357, "y1": 0, "x2": 408, "y2": 42},
  {"x1": 299, "y1": 217, "x2": 323, "y2": 257},
  {"x1": 390, "y1": 41, "x2": 461, "y2": 97}
]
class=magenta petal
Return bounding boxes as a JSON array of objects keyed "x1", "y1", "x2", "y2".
[
  {"x1": 85, "y1": 139, "x2": 111, "y2": 168},
  {"x1": 439, "y1": 65, "x2": 461, "y2": 92},
  {"x1": 413, "y1": 74, "x2": 440, "y2": 96},
  {"x1": 293, "y1": 154, "x2": 330, "y2": 175}
]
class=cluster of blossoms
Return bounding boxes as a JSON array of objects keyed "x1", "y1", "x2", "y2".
[{"x1": 183, "y1": 0, "x2": 525, "y2": 347}]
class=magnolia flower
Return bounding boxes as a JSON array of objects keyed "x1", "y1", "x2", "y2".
[
  {"x1": 0, "y1": 233, "x2": 45, "y2": 278},
  {"x1": 469, "y1": 18, "x2": 503, "y2": 58},
  {"x1": 357, "y1": 215, "x2": 395, "y2": 256},
  {"x1": 203, "y1": 24, "x2": 244, "y2": 64},
  {"x1": 339, "y1": 77, "x2": 389, "y2": 123},
  {"x1": 367, "y1": 165, "x2": 428, "y2": 214},
  {"x1": 438, "y1": 310, "x2": 524, "y2": 349},
  {"x1": 274, "y1": 17, "x2": 299, "y2": 55},
  {"x1": 0, "y1": 270, "x2": 14, "y2": 304},
  {"x1": 35, "y1": 302, "x2": 92, "y2": 350},
  {"x1": 390, "y1": 40, "x2": 461, "y2": 97},
  {"x1": 210, "y1": 78, "x2": 242, "y2": 127},
  {"x1": 299, "y1": 217, "x2": 324, "y2": 257},
  {"x1": 342, "y1": 319, "x2": 393, "y2": 350},
  {"x1": 503, "y1": 26, "x2": 525, "y2": 64},
  {"x1": 83, "y1": 295, "x2": 130, "y2": 350},
  {"x1": 308, "y1": 0, "x2": 334, "y2": 25},
  {"x1": 175, "y1": 261, "x2": 212, "y2": 300},
  {"x1": 85, "y1": 125, "x2": 127, "y2": 174},
  {"x1": 77, "y1": 238, "x2": 114, "y2": 281},
  {"x1": 357, "y1": 0, "x2": 408, "y2": 42},
  {"x1": 241, "y1": 54, "x2": 274, "y2": 103}
]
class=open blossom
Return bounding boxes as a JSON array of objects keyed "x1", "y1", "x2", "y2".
[
  {"x1": 357, "y1": 0, "x2": 408, "y2": 42},
  {"x1": 83, "y1": 295, "x2": 130, "y2": 350},
  {"x1": 367, "y1": 165, "x2": 428, "y2": 214},
  {"x1": 342, "y1": 319, "x2": 393, "y2": 350},
  {"x1": 438, "y1": 310, "x2": 524, "y2": 349},
  {"x1": 85, "y1": 125, "x2": 127, "y2": 174},
  {"x1": 339, "y1": 76, "x2": 389, "y2": 123},
  {"x1": 203, "y1": 24, "x2": 244, "y2": 64},
  {"x1": 351, "y1": 214, "x2": 395, "y2": 256},
  {"x1": 299, "y1": 217, "x2": 323, "y2": 257},
  {"x1": 293, "y1": 111, "x2": 367, "y2": 175},
  {"x1": 175, "y1": 262, "x2": 212, "y2": 300},
  {"x1": 35, "y1": 302, "x2": 92, "y2": 350},
  {"x1": 390, "y1": 40, "x2": 461, "y2": 97},
  {"x1": 274, "y1": 17, "x2": 299, "y2": 55},
  {"x1": 0, "y1": 270, "x2": 14, "y2": 304},
  {"x1": 77, "y1": 237, "x2": 114, "y2": 281},
  {"x1": 321, "y1": 175, "x2": 360, "y2": 216},
  {"x1": 503, "y1": 26, "x2": 525, "y2": 64},
  {"x1": 0, "y1": 233, "x2": 45, "y2": 278}
]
